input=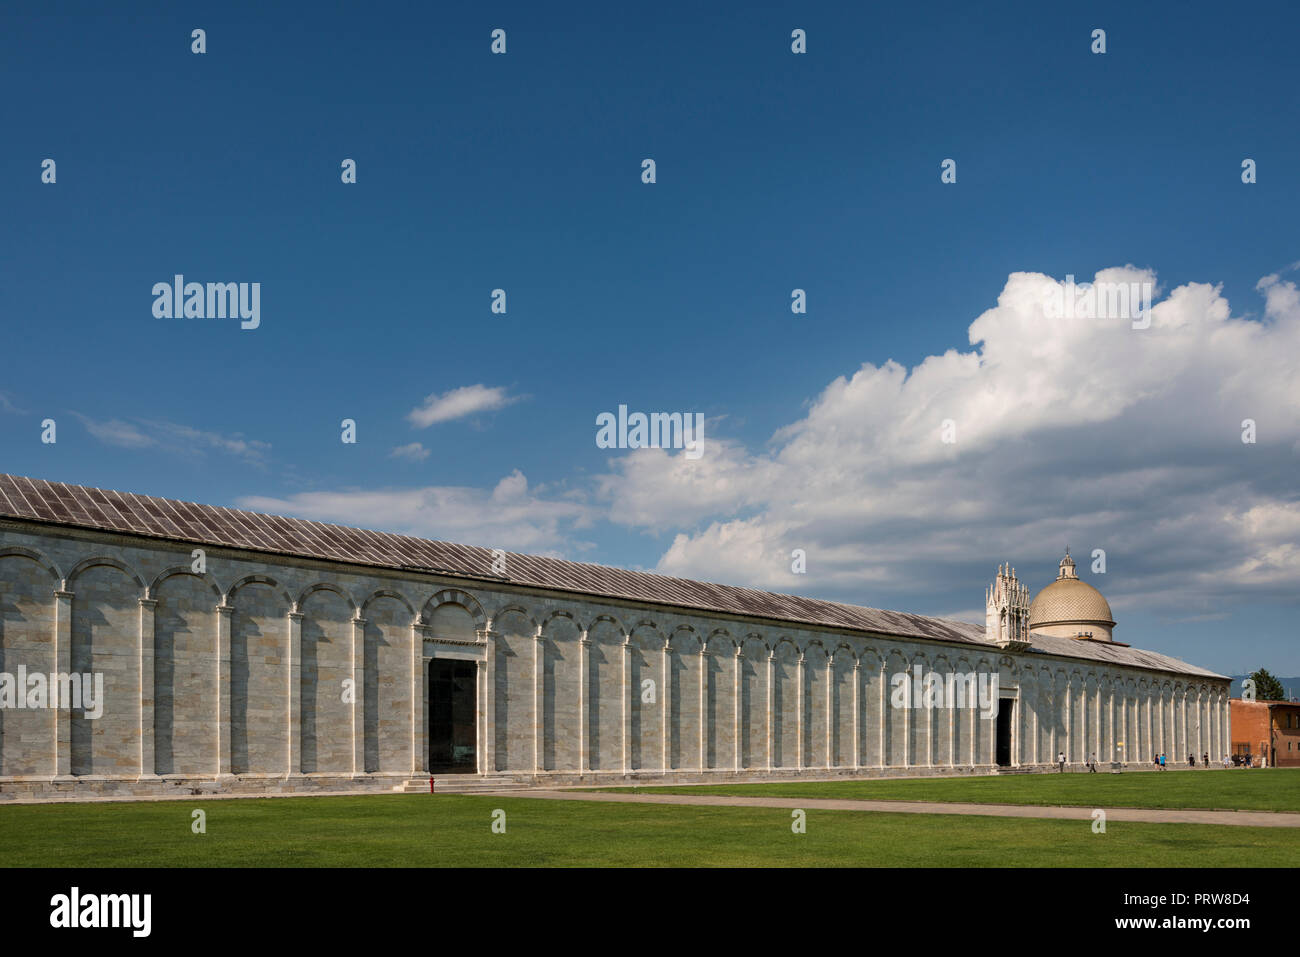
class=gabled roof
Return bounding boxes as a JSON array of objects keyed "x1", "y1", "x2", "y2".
[{"x1": 0, "y1": 474, "x2": 1225, "y2": 680}]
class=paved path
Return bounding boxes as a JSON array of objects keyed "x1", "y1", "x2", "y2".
[{"x1": 489, "y1": 789, "x2": 1300, "y2": 828}]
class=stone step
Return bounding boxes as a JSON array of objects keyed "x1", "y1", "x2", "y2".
[{"x1": 394, "y1": 778, "x2": 534, "y2": 794}]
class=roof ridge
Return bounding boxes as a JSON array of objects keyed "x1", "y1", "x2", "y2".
[
  {"x1": 0, "y1": 472, "x2": 956, "y2": 627},
  {"x1": 0, "y1": 473, "x2": 1224, "y2": 679}
]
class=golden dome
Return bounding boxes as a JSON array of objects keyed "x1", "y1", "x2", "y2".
[{"x1": 1028, "y1": 550, "x2": 1115, "y2": 629}]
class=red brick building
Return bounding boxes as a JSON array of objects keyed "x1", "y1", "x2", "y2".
[{"x1": 1230, "y1": 698, "x2": 1300, "y2": 767}]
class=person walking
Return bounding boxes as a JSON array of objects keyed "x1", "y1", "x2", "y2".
[
  {"x1": 1159, "y1": 753, "x2": 1166, "y2": 770},
  {"x1": 1188, "y1": 753, "x2": 1195, "y2": 767},
  {"x1": 1057, "y1": 750, "x2": 1065, "y2": 773},
  {"x1": 1088, "y1": 752, "x2": 1098, "y2": 773},
  {"x1": 1203, "y1": 752, "x2": 1210, "y2": 767}
]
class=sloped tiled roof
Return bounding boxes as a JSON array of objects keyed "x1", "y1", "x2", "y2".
[{"x1": 0, "y1": 474, "x2": 1224, "y2": 680}]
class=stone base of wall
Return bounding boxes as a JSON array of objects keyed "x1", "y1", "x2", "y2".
[
  {"x1": 514, "y1": 764, "x2": 1002, "y2": 787},
  {"x1": 0, "y1": 760, "x2": 1205, "y2": 802},
  {"x1": 0, "y1": 773, "x2": 412, "y2": 802}
]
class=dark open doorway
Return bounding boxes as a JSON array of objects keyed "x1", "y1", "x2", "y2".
[
  {"x1": 995, "y1": 698, "x2": 1014, "y2": 767},
  {"x1": 429, "y1": 659, "x2": 478, "y2": 773}
]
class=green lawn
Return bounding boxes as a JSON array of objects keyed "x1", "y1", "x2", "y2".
[
  {"x1": 591, "y1": 767, "x2": 1300, "y2": 813},
  {"x1": 0, "y1": 792, "x2": 1297, "y2": 867}
]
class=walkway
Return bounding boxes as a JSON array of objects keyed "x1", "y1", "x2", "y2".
[{"x1": 494, "y1": 788, "x2": 1300, "y2": 828}]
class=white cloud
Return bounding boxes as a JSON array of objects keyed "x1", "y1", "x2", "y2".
[
  {"x1": 239, "y1": 470, "x2": 595, "y2": 553},
  {"x1": 390, "y1": 442, "x2": 431, "y2": 462},
  {"x1": 73, "y1": 414, "x2": 156, "y2": 449},
  {"x1": 73, "y1": 413, "x2": 270, "y2": 463},
  {"x1": 594, "y1": 267, "x2": 1300, "y2": 619},
  {"x1": 407, "y1": 384, "x2": 521, "y2": 428}
]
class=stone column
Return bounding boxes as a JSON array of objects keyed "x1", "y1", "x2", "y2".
[
  {"x1": 138, "y1": 598, "x2": 158, "y2": 778},
  {"x1": 1161, "y1": 689, "x2": 1168, "y2": 755},
  {"x1": 1221, "y1": 693, "x2": 1229, "y2": 758},
  {"x1": 824, "y1": 653, "x2": 833, "y2": 768},
  {"x1": 878, "y1": 662, "x2": 888, "y2": 768},
  {"x1": 577, "y1": 632, "x2": 590, "y2": 774},
  {"x1": 533, "y1": 628, "x2": 544, "y2": 773},
  {"x1": 765, "y1": 651, "x2": 774, "y2": 771},
  {"x1": 1092, "y1": 683, "x2": 1100, "y2": 764},
  {"x1": 216, "y1": 603, "x2": 234, "y2": 777},
  {"x1": 53, "y1": 588, "x2": 74, "y2": 778},
  {"x1": 1134, "y1": 689, "x2": 1141, "y2": 760},
  {"x1": 949, "y1": 690, "x2": 957, "y2": 767},
  {"x1": 733, "y1": 647, "x2": 742, "y2": 772},
  {"x1": 1180, "y1": 692, "x2": 1187, "y2": 758},
  {"x1": 925, "y1": 679, "x2": 934, "y2": 768},
  {"x1": 1107, "y1": 684, "x2": 1115, "y2": 763},
  {"x1": 1032, "y1": 685, "x2": 1040, "y2": 765},
  {"x1": 902, "y1": 675, "x2": 911, "y2": 769},
  {"x1": 411, "y1": 619, "x2": 426, "y2": 775},
  {"x1": 287, "y1": 611, "x2": 303, "y2": 776},
  {"x1": 479, "y1": 626, "x2": 496, "y2": 774},
  {"x1": 852, "y1": 660, "x2": 861, "y2": 770},
  {"x1": 621, "y1": 639, "x2": 631, "y2": 774},
  {"x1": 1120, "y1": 688, "x2": 1129, "y2": 765},
  {"x1": 988, "y1": 689, "x2": 996, "y2": 767},
  {"x1": 1047, "y1": 681, "x2": 1056, "y2": 764},
  {"x1": 661, "y1": 640, "x2": 671, "y2": 771},
  {"x1": 698, "y1": 645, "x2": 707, "y2": 771},
  {"x1": 1210, "y1": 690, "x2": 1216, "y2": 758},
  {"x1": 351, "y1": 615, "x2": 366, "y2": 776},
  {"x1": 1018, "y1": 687, "x2": 1027, "y2": 767},
  {"x1": 1063, "y1": 678, "x2": 1072, "y2": 765},
  {"x1": 1199, "y1": 689, "x2": 1207, "y2": 758},
  {"x1": 795, "y1": 653, "x2": 805, "y2": 770},
  {"x1": 476, "y1": 655, "x2": 488, "y2": 775},
  {"x1": 1145, "y1": 688, "x2": 1153, "y2": 760}
]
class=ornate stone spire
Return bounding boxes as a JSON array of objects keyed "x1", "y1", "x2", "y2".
[{"x1": 986, "y1": 561, "x2": 1032, "y2": 650}]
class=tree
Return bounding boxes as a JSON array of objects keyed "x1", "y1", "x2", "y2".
[{"x1": 1249, "y1": 668, "x2": 1286, "y2": 702}]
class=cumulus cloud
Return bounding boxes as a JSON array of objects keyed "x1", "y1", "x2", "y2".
[
  {"x1": 595, "y1": 267, "x2": 1300, "y2": 620},
  {"x1": 407, "y1": 384, "x2": 521, "y2": 428},
  {"x1": 239, "y1": 469, "x2": 595, "y2": 553}
]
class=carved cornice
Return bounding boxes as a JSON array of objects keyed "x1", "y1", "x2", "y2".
[{"x1": 423, "y1": 636, "x2": 486, "y2": 648}]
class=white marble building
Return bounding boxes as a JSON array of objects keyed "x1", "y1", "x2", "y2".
[{"x1": 0, "y1": 474, "x2": 1230, "y2": 799}]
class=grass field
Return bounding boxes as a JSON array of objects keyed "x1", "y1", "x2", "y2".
[
  {"x1": 593, "y1": 767, "x2": 1300, "y2": 813},
  {"x1": 0, "y1": 791, "x2": 1297, "y2": 867}
]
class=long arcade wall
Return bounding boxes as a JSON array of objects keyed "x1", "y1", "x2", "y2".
[{"x1": 0, "y1": 520, "x2": 1232, "y2": 796}]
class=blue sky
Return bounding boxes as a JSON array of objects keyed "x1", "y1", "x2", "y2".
[{"x1": 2, "y1": 1, "x2": 1298, "y2": 676}]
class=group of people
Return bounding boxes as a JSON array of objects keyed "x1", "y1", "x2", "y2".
[
  {"x1": 1057, "y1": 751, "x2": 1105, "y2": 772},
  {"x1": 1052, "y1": 750, "x2": 1246, "y2": 771},
  {"x1": 1228, "y1": 752, "x2": 1269, "y2": 768},
  {"x1": 1150, "y1": 752, "x2": 1213, "y2": 769}
]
